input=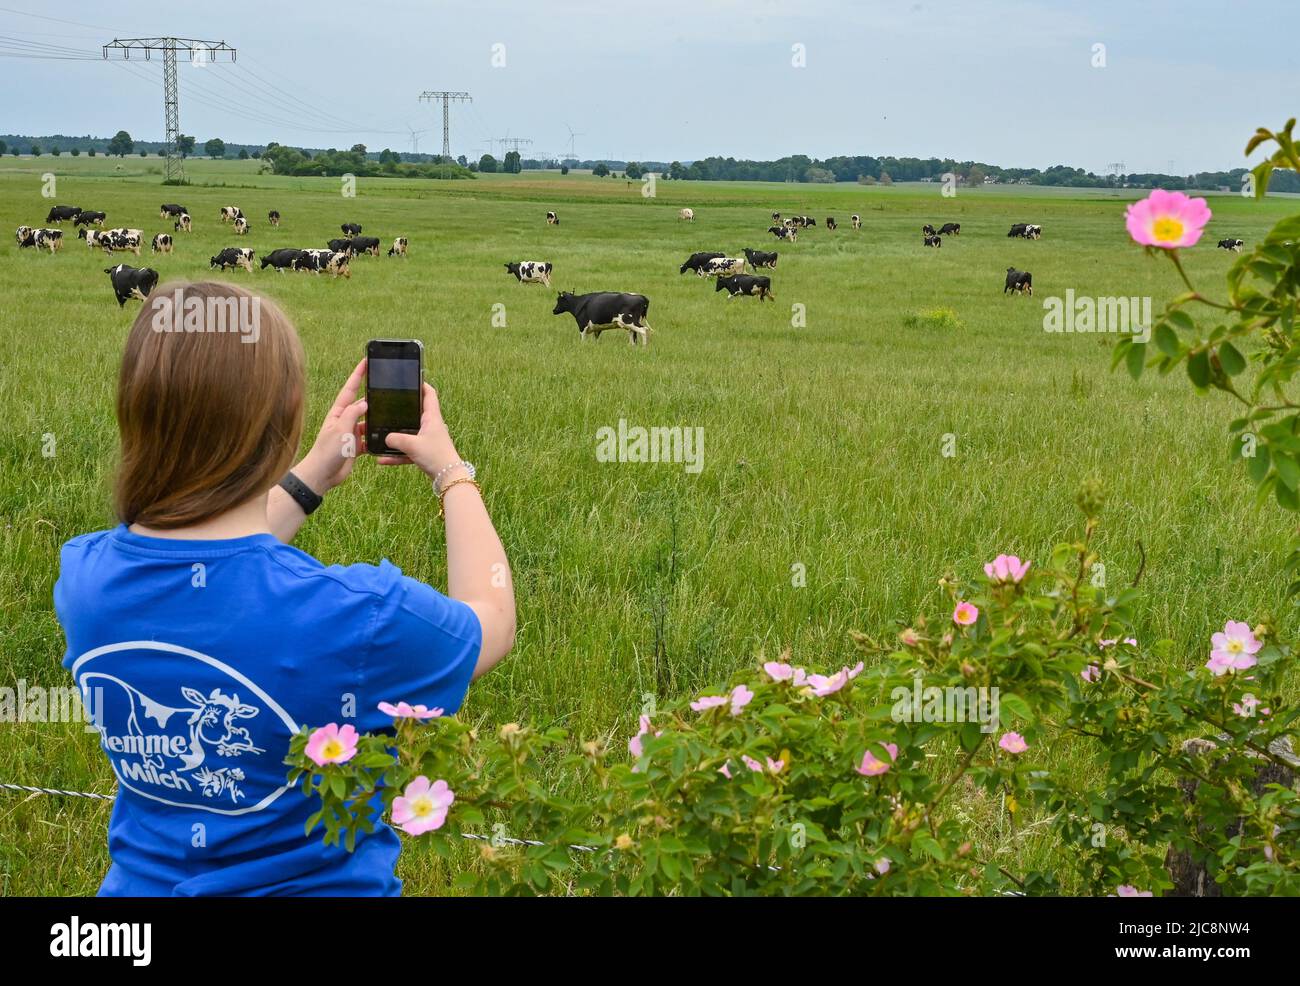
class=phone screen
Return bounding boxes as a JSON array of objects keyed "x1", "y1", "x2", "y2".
[{"x1": 366, "y1": 340, "x2": 422, "y2": 455}]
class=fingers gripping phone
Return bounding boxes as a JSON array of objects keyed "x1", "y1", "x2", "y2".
[{"x1": 365, "y1": 339, "x2": 423, "y2": 455}]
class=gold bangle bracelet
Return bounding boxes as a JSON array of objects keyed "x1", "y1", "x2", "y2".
[{"x1": 437, "y1": 477, "x2": 481, "y2": 518}]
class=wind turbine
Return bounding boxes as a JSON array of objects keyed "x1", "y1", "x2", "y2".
[{"x1": 564, "y1": 123, "x2": 584, "y2": 161}]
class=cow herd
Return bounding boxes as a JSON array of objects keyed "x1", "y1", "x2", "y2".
[{"x1": 14, "y1": 200, "x2": 410, "y2": 306}]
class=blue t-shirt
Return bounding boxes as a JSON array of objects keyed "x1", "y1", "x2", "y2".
[{"x1": 54, "y1": 525, "x2": 481, "y2": 897}]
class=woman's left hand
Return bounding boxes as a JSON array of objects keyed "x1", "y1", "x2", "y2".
[{"x1": 293, "y1": 359, "x2": 368, "y2": 495}]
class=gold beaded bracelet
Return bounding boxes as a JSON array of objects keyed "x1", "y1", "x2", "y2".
[{"x1": 437, "y1": 477, "x2": 482, "y2": 518}]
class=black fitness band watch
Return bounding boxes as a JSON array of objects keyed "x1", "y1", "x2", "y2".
[{"x1": 279, "y1": 471, "x2": 323, "y2": 516}]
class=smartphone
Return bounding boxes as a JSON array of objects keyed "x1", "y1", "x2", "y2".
[{"x1": 365, "y1": 339, "x2": 423, "y2": 455}]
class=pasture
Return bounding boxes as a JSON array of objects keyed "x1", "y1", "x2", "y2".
[{"x1": 0, "y1": 155, "x2": 1295, "y2": 894}]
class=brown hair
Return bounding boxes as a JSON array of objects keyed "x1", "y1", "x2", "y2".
[{"x1": 114, "y1": 281, "x2": 305, "y2": 528}]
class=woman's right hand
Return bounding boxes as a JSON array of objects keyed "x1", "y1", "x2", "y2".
[{"x1": 377, "y1": 383, "x2": 461, "y2": 480}]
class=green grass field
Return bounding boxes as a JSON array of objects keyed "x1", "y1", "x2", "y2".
[{"x1": 1, "y1": 155, "x2": 1296, "y2": 894}]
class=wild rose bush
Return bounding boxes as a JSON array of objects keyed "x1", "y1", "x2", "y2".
[{"x1": 287, "y1": 487, "x2": 1299, "y2": 895}]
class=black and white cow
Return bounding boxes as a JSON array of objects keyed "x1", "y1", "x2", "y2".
[
  {"x1": 504, "y1": 261, "x2": 552, "y2": 286},
  {"x1": 679, "y1": 208, "x2": 695, "y2": 222},
  {"x1": 715, "y1": 273, "x2": 774, "y2": 301},
  {"x1": 174, "y1": 213, "x2": 192, "y2": 233},
  {"x1": 233, "y1": 216, "x2": 249, "y2": 236},
  {"x1": 1025, "y1": 224, "x2": 1042, "y2": 239},
  {"x1": 268, "y1": 210, "x2": 281, "y2": 227},
  {"x1": 211, "y1": 247, "x2": 255, "y2": 272},
  {"x1": 938, "y1": 223, "x2": 960, "y2": 236},
  {"x1": 922, "y1": 224, "x2": 937, "y2": 236},
  {"x1": 293, "y1": 249, "x2": 350, "y2": 278},
  {"x1": 326, "y1": 238, "x2": 354, "y2": 256},
  {"x1": 923, "y1": 234, "x2": 942, "y2": 248},
  {"x1": 552, "y1": 291, "x2": 652, "y2": 345},
  {"x1": 771, "y1": 212, "x2": 782, "y2": 223},
  {"x1": 699, "y1": 257, "x2": 746, "y2": 278},
  {"x1": 851, "y1": 214, "x2": 861, "y2": 229},
  {"x1": 20, "y1": 228, "x2": 62, "y2": 252},
  {"x1": 14, "y1": 225, "x2": 33, "y2": 246},
  {"x1": 45, "y1": 205, "x2": 81, "y2": 225},
  {"x1": 1218, "y1": 238, "x2": 1244, "y2": 252},
  {"x1": 340, "y1": 222, "x2": 362, "y2": 237},
  {"x1": 388, "y1": 237, "x2": 408, "y2": 257},
  {"x1": 680, "y1": 251, "x2": 725, "y2": 274},
  {"x1": 261, "y1": 248, "x2": 305, "y2": 271},
  {"x1": 104, "y1": 264, "x2": 159, "y2": 307},
  {"x1": 768, "y1": 225, "x2": 797, "y2": 242},
  {"x1": 348, "y1": 236, "x2": 381, "y2": 257},
  {"x1": 160, "y1": 203, "x2": 188, "y2": 219},
  {"x1": 1007, "y1": 223, "x2": 1028, "y2": 238},
  {"x1": 826, "y1": 217, "x2": 837, "y2": 231},
  {"x1": 1004, "y1": 267, "x2": 1033, "y2": 295},
  {"x1": 546, "y1": 211, "x2": 559, "y2": 225},
  {"x1": 74, "y1": 210, "x2": 106, "y2": 227},
  {"x1": 220, "y1": 206, "x2": 244, "y2": 223},
  {"x1": 742, "y1": 247, "x2": 778, "y2": 270},
  {"x1": 152, "y1": 233, "x2": 174, "y2": 254}
]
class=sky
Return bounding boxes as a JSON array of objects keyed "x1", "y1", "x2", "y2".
[{"x1": 1, "y1": 0, "x2": 1297, "y2": 174}]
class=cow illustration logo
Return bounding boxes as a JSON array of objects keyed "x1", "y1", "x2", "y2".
[{"x1": 71, "y1": 640, "x2": 299, "y2": 815}]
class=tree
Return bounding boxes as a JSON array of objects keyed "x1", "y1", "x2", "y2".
[
  {"x1": 238, "y1": 148, "x2": 249, "y2": 160},
  {"x1": 107, "y1": 130, "x2": 133, "y2": 157},
  {"x1": 966, "y1": 165, "x2": 986, "y2": 186},
  {"x1": 30, "y1": 143, "x2": 41, "y2": 156},
  {"x1": 251, "y1": 150, "x2": 261, "y2": 160},
  {"x1": 879, "y1": 169, "x2": 892, "y2": 185},
  {"x1": 87, "y1": 148, "x2": 96, "y2": 157},
  {"x1": 205, "y1": 137, "x2": 226, "y2": 158},
  {"x1": 625, "y1": 161, "x2": 644, "y2": 179},
  {"x1": 668, "y1": 161, "x2": 687, "y2": 181},
  {"x1": 503, "y1": 150, "x2": 521, "y2": 173},
  {"x1": 70, "y1": 148, "x2": 80, "y2": 157},
  {"x1": 378, "y1": 148, "x2": 400, "y2": 165},
  {"x1": 176, "y1": 134, "x2": 195, "y2": 158},
  {"x1": 478, "y1": 153, "x2": 499, "y2": 173},
  {"x1": 350, "y1": 143, "x2": 367, "y2": 155},
  {"x1": 560, "y1": 163, "x2": 569, "y2": 175},
  {"x1": 457, "y1": 155, "x2": 467, "y2": 167},
  {"x1": 51, "y1": 146, "x2": 61, "y2": 157},
  {"x1": 139, "y1": 149, "x2": 148, "y2": 157},
  {"x1": 593, "y1": 162, "x2": 610, "y2": 177},
  {"x1": 0, "y1": 140, "x2": 6, "y2": 155}
]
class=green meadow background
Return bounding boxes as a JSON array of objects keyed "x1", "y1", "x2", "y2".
[{"x1": 0, "y1": 155, "x2": 1295, "y2": 894}]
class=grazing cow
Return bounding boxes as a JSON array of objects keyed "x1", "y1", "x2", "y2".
[
  {"x1": 546, "y1": 211, "x2": 559, "y2": 225},
  {"x1": 699, "y1": 256, "x2": 746, "y2": 278},
  {"x1": 348, "y1": 236, "x2": 381, "y2": 257},
  {"x1": 504, "y1": 261, "x2": 553, "y2": 286},
  {"x1": 160, "y1": 203, "x2": 187, "y2": 219},
  {"x1": 14, "y1": 225, "x2": 33, "y2": 246},
  {"x1": 22, "y1": 228, "x2": 62, "y2": 253},
  {"x1": 220, "y1": 206, "x2": 243, "y2": 223},
  {"x1": 261, "y1": 248, "x2": 305, "y2": 272},
  {"x1": 552, "y1": 291, "x2": 652, "y2": 345},
  {"x1": 387, "y1": 236, "x2": 408, "y2": 257},
  {"x1": 851, "y1": 214, "x2": 862, "y2": 229},
  {"x1": 326, "y1": 238, "x2": 355, "y2": 255},
  {"x1": 89, "y1": 228, "x2": 142, "y2": 255},
  {"x1": 938, "y1": 222, "x2": 960, "y2": 236},
  {"x1": 1218, "y1": 238, "x2": 1244, "y2": 252},
  {"x1": 771, "y1": 212, "x2": 782, "y2": 222},
  {"x1": 173, "y1": 213, "x2": 192, "y2": 233},
  {"x1": 923, "y1": 234, "x2": 942, "y2": 248},
  {"x1": 1004, "y1": 267, "x2": 1033, "y2": 296},
  {"x1": 742, "y1": 247, "x2": 778, "y2": 270},
  {"x1": 268, "y1": 210, "x2": 281, "y2": 227},
  {"x1": 679, "y1": 251, "x2": 725, "y2": 275},
  {"x1": 323, "y1": 252, "x2": 351, "y2": 278},
  {"x1": 340, "y1": 222, "x2": 362, "y2": 237},
  {"x1": 715, "y1": 273, "x2": 774, "y2": 301},
  {"x1": 104, "y1": 264, "x2": 159, "y2": 307},
  {"x1": 233, "y1": 216, "x2": 249, "y2": 236},
  {"x1": 922, "y1": 224, "x2": 937, "y2": 236},
  {"x1": 1007, "y1": 223, "x2": 1028, "y2": 238},
  {"x1": 211, "y1": 247, "x2": 255, "y2": 273},
  {"x1": 826, "y1": 217, "x2": 837, "y2": 231},
  {"x1": 1025, "y1": 224, "x2": 1042, "y2": 239},
  {"x1": 679, "y1": 208, "x2": 695, "y2": 222},
  {"x1": 74, "y1": 210, "x2": 106, "y2": 227},
  {"x1": 45, "y1": 205, "x2": 81, "y2": 225},
  {"x1": 292, "y1": 249, "x2": 350, "y2": 278},
  {"x1": 768, "y1": 225, "x2": 797, "y2": 242},
  {"x1": 151, "y1": 233, "x2": 174, "y2": 254}
]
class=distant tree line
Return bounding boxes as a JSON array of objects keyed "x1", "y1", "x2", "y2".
[{"x1": 259, "y1": 142, "x2": 474, "y2": 180}]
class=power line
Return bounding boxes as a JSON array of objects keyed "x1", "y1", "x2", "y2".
[{"x1": 418, "y1": 90, "x2": 471, "y2": 158}]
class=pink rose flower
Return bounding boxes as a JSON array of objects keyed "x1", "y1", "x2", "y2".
[
  {"x1": 874, "y1": 858, "x2": 891, "y2": 875},
  {"x1": 742, "y1": 755, "x2": 764, "y2": 773},
  {"x1": 305, "y1": 723, "x2": 359, "y2": 766},
  {"x1": 1206, "y1": 620, "x2": 1262, "y2": 676},
  {"x1": 953, "y1": 601, "x2": 979, "y2": 627},
  {"x1": 984, "y1": 554, "x2": 1031, "y2": 584},
  {"x1": 628, "y1": 714, "x2": 662, "y2": 759},
  {"x1": 718, "y1": 762, "x2": 732, "y2": 778},
  {"x1": 1115, "y1": 885, "x2": 1153, "y2": 897},
  {"x1": 690, "y1": 694, "x2": 728, "y2": 712},
  {"x1": 845, "y1": 661, "x2": 865, "y2": 679},
  {"x1": 730, "y1": 684, "x2": 754, "y2": 716},
  {"x1": 766, "y1": 756, "x2": 785, "y2": 774},
  {"x1": 764, "y1": 661, "x2": 795, "y2": 682},
  {"x1": 377, "y1": 701, "x2": 443, "y2": 720},
  {"x1": 807, "y1": 670, "x2": 849, "y2": 697},
  {"x1": 998, "y1": 732, "x2": 1028, "y2": 754},
  {"x1": 1124, "y1": 189, "x2": 1211, "y2": 248},
  {"x1": 391, "y1": 776, "x2": 454, "y2": 836},
  {"x1": 857, "y1": 742, "x2": 899, "y2": 777},
  {"x1": 1081, "y1": 665, "x2": 1101, "y2": 683}
]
